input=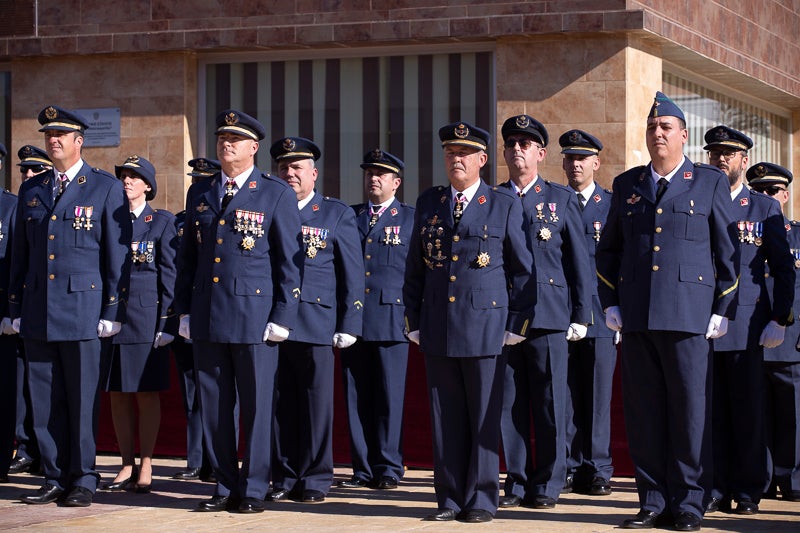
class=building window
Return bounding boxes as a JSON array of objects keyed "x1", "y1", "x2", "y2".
[{"x1": 201, "y1": 46, "x2": 494, "y2": 205}]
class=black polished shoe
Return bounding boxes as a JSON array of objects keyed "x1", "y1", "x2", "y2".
[
  {"x1": 266, "y1": 488, "x2": 293, "y2": 501},
  {"x1": 498, "y1": 494, "x2": 521, "y2": 508},
  {"x1": 197, "y1": 495, "x2": 230, "y2": 512},
  {"x1": 63, "y1": 487, "x2": 93, "y2": 507},
  {"x1": 172, "y1": 467, "x2": 201, "y2": 480},
  {"x1": 423, "y1": 508, "x2": 456, "y2": 521},
  {"x1": 301, "y1": 489, "x2": 326, "y2": 502},
  {"x1": 588, "y1": 476, "x2": 612, "y2": 496},
  {"x1": 376, "y1": 476, "x2": 398, "y2": 490},
  {"x1": 101, "y1": 467, "x2": 138, "y2": 491},
  {"x1": 19, "y1": 484, "x2": 65, "y2": 505},
  {"x1": 674, "y1": 511, "x2": 702, "y2": 531},
  {"x1": 562, "y1": 472, "x2": 574, "y2": 493},
  {"x1": 523, "y1": 495, "x2": 556, "y2": 509},
  {"x1": 8, "y1": 456, "x2": 35, "y2": 474},
  {"x1": 134, "y1": 483, "x2": 152, "y2": 494},
  {"x1": 238, "y1": 497, "x2": 265, "y2": 513},
  {"x1": 734, "y1": 500, "x2": 758, "y2": 515},
  {"x1": 706, "y1": 496, "x2": 731, "y2": 513},
  {"x1": 621, "y1": 510, "x2": 659, "y2": 529},
  {"x1": 458, "y1": 509, "x2": 493, "y2": 523},
  {"x1": 337, "y1": 477, "x2": 368, "y2": 488}
]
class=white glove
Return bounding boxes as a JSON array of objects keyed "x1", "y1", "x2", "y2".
[
  {"x1": 705, "y1": 314, "x2": 728, "y2": 339},
  {"x1": 12, "y1": 318, "x2": 20, "y2": 333},
  {"x1": 0, "y1": 317, "x2": 15, "y2": 335},
  {"x1": 178, "y1": 315, "x2": 191, "y2": 339},
  {"x1": 333, "y1": 332, "x2": 357, "y2": 349},
  {"x1": 406, "y1": 330, "x2": 420, "y2": 345},
  {"x1": 503, "y1": 331, "x2": 526, "y2": 346},
  {"x1": 613, "y1": 331, "x2": 622, "y2": 345},
  {"x1": 604, "y1": 306, "x2": 623, "y2": 332},
  {"x1": 153, "y1": 332, "x2": 175, "y2": 348},
  {"x1": 264, "y1": 322, "x2": 290, "y2": 343},
  {"x1": 759, "y1": 320, "x2": 785, "y2": 349},
  {"x1": 97, "y1": 320, "x2": 122, "y2": 338},
  {"x1": 566, "y1": 323, "x2": 588, "y2": 342}
]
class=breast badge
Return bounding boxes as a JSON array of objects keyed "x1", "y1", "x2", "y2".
[
  {"x1": 73, "y1": 206, "x2": 94, "y2": 231},
  {"x1": 131, "y1": 241, "x2": 155, "y2": 264},
  {"x1": 302, "y1": 225, "x2": 328, "y2": 259},
  {"x1": 234, "y1": 210, "x2": 265, "y2": 251}
]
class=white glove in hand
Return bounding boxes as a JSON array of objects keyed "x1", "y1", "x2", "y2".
[
  {"x1": 153, "y1": 332, "x2": 175, "y2": 348},
  {"x1": 0, "y1": 317, "x2": 14, "y2": 335},
  {"x1": 264, "y1": 322, "x2": 290, "y2": 343},
  {"x1": 503, "y1": 331, "x2": 526, "y2": 346},
  {"x1": 97, "y1": 320, "x2": 122, "y2": 338},
  {"x1": 705, "y1": 314, "x2": 728, "y2": 339},
  {"x1": 604, "y1": 306, "x2": 623, "y2": 332},
  {"x1": 178, "y1": 315, "x2": 191, "y2": 339},
  {"x1": 333, "y1": 332, "x2": 357, "y2": 349},
  {"x1": 565, "y1": 323, "x2": 588, "y2": 342},
  {"x1": 406, "y1": 330, "x2": 420, "y2": 345},
  {"x1": 759, "y1": 320, "x2": 785, "y2": 349},
  {"x1": 613, "y1": 331, "x2": 622, "y2": 345},
  {"x1": 12, "y1": 318, "x2": 21, "y2": 333}
]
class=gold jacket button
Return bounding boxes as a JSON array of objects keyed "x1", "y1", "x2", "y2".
[
  {"x1": 212, "y1": 276, "x2": 219, "y2": 283},
  {"x1": 219, "y1": 220, "x2": 225, "y2": 225},
  {"x1": 453, "y1": 235, "x2": 460, "y2": 242},
  {"x1": 448, "y1": 296, "x2": 456, "y2": 302},
  {"x1": 653, "y1": 246, "x2": 660, "y2": 252},
  {"x1": 652, "y1": 265, "x2": 659, "y2": 271},
  {"x1": 49, "y1": 274, "x2": 55, "y2": 280},
  {"x1": 365, "y1": 288, "x2": 370, "y2": 294},
  {"x1": 217, "y1": 238, "x2": 223, "y2": 244},
  {"x1": 51, "y1": 215, "x2": 57, "y2": 220},
  {"x1": 366, "y1": 238, "x2": 372, "y2": 243},
  {"x1": 450, "y1": 275, "x2": 456, "y2": 282},
  {"x1": 452, "y1": 255, "x2": 458, "y2": 261},
  {"x1": 214, "y1": 257, "x2": 221, "y2": 263},
  {"x1": 655, "y1": 227, "x2": 662, "y2": 233},
  {"x1": 656, "y1": 208, "x2": 663, "y2": 214}
]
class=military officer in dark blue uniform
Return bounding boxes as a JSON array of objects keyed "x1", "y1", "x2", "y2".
[
  {"x1": 560, "y1": 129, "x2": 617, "y2": 497},
  {"x1": 596, "y1": 93, "x2": 739, "y2": 531},
  {"x1": 268, "y1": 137, "x2": 364, "y2": 503},
  {"x1": 171, "y1": 157, "x2": 220, "y2": 482},
  {"x1": 11, "y1": 106, "x2": 131, "y2": 507},
  {"x1": 339, "y1": 149, "x2": 413, "y2": 490},
  {"x1": 748, "y1": 163, "x2": 800, "y2": 503},
  {"x1": 404, "y1": 121, "x2": 535, "y2": 523},
  {"x1": 0, "y1": 176, "x2": 17, "y2": 483},
  {"x1": 497, "y1": 115, "x2": 593, "y2": 510},
  {"x1": 704, "y1": 128, "x2": 794, "y2": 516},
  {"x1": 175, "y1": 110, "x2": 302, "y2": 513},
  {"x1": 17, "y1": 145, "x2": 53, "y2": 182}
]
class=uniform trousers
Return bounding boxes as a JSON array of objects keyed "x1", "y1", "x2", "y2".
[
  {"x1": 621, "y1": 331, "x2": 712, "y2": 518},
  {"x1": 272, "y1": 342, "x2": 334, "y2": 494},
  {"x1": 501, "y1": 330, "x2": 568, "y2": 500},
  {"x1": 14, "y1": 338, "x2": 38, "y2": 464},
  {"x1": 24, "y1": 338, "x2": 103, "y2": 492},
  {"x1": 763, "y1": 361, "x2": 800, "y2": 493},
  {"x1": 194, "y1": 341, "x2": 277, "y2": 500},
  {"x1": 172, "y1": 339, "x2": 206, "y2": 470},
  {"x1": 425, "y1": 353, "x2": 505, "y2": 514},
  {"x1": 340, "y1": 340, "x2": 408, "y2": 483},
  {"x1": 0, "y1": 334, "x2": 18, "y2": 473}
]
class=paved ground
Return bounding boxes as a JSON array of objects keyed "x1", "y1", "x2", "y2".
[{"x1": 0, "y1": 455, "x2": 798, "y2": 531}]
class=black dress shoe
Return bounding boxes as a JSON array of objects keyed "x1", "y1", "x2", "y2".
[
  {"x1": 238, "y1": 497, "x2": 265, "y2": 513},
  {"x1": 423, "y1": 508, "x2": 456, "y2": 521},
  {"x1": 63, "y1": 487, "x2": 93, "y2": 507},
  {"x1": 498, "y1": 494, "x2": 521, "y2": 508},
  {"x1": 266, "y1": 488, "x2": 293, "y2": 501},
  {"x1": 562, "y1": 472, "x2": 574, "y2": 493},
  {"x1": 523, "y1": 495, "x2": 556, "y2": 509},
  {"x1": 588, "y1": 476, "x2": 612, "y2": 496},
  {"x1": 458, "y1": 509, "x2": 493, "y2": 523},
  {"x1": 337, "y1": 477, "x2": 368, "y2": 488},
  {"x1": 197, "y1": 495, "x2": 230, "y2": 512},
  {"x1": 172, "y1": 467, "x2": 201, "y2": 480},
  {"x1": 20, "y1": 484, "x2": 65, "y2": 505},
  {"x1": 674, "y1": 511, "x2": 702, "y2": 531},
  {"x1": 101, "y1": 467, "x2": 138, "y2": 491},
  {"x1": 734, "y1": 500, "x2": 758, "y2": 515},
  {"x1": 705, "y1": 496, "x2": 731, "y2": 513},
  {"x1": 8, "y1": 456, "x2": 34, "y2": 474},
  {"x1": 376, "y1": 476, "x2": 398, "y2": 490},
  {"x1": 134, "y1": 483, "x2": 152, "y2": 494},
  {"x1": 621, "y1": 510, "x2": 659, "y2": 529},
  {"x1": 301, "y1": 489, "x2": 325, "y2": 502}
]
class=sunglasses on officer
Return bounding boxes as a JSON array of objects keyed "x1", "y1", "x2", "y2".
[
  {"x1": 503, "y1": 138, "x2": 540, "y2": 150},
  {"x1": 20, "y1": 165, "x2": 50, "y2": 174},
  {"x1": 756, "y1": 185, "x2": 788, "y2": 196}
]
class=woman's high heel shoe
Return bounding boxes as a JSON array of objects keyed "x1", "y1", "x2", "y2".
[{"x1": 101, "y1": 466, "x2": 138, "y2": 491}]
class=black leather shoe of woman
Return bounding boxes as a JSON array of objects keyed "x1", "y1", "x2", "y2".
[{"x1": 102, "y1": 466, "x2": 139, "y2": 491}]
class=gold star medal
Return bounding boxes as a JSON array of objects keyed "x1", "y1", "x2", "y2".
[
  {"x1": 538, "y1": 227, "x2": 552, "y2": 241},
  {"x1": 476, "y1": 252, "x2": 490, "y2": 268},
  {"x1": 241, "y1": 235, "x2": 256, "y2": 251}
]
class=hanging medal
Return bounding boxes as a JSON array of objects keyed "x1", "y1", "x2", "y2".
[
  {"x1": 73, "y1": 206, "x2": 84, "y2": 230},
  {"x1": 391, "y1": 226, "x2": 401, "y2": 245},
  {"x1": 753, "y1": 222, "x2": 763, "y2": 246},
  {"x1": 745, "y1": 221, "x2": 754, "y2": 244},
  {"x1": 793, "y1": 249, "x2": 800, "y2": 269},
  {"x1": 83, "y1": 206, "x2": 94, "y2": 230},
  {"x1": 548, "y1": 202, "x2": 558, "y2": 222},
  {"x1": 737, "y1": 221, "x2": 746, "y2": 243},
  {"x1": 535, "y1": 202, "x2": 545, "y2": 220},
  {"x1": 593, "y1": 221, "x2": 602, "y2": 242}
]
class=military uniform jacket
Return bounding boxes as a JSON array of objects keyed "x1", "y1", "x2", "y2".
[
  {"x1": 403, "y1": 181, "x2": 535, "y2": 357},
  {"x1": 174, "y1": 169, "x2": 302, "y2": 344},
  {"x1": 114, "y1": 205, "x2": 178, "y2": 345},
  {"x1": 501, "y1": 178, "x2": 593, "y2": 330},
  {"x1": 0, "y1": 190, "x2": 17, "y2": 319},
  {"x1": 352, "y1": 199, "x2": 414, "y2": 343},
  {"x1": 9, "y1": 163, "x2": 131, "y2": 341},
  {"x1": 575, "y1": 185, "x2": 614, "y2": 338},
  {"x1": 596, "y1": 160, "x2": 738, "y2": 334},
  {"x1": 291, "y1": 191, "x2": 364, "y2": 345},
  {"x1": 765, "y1": 218, "x2": 800, "y2": 362}
]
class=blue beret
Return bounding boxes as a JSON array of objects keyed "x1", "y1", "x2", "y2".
[
  {"x1": 559, "y1": 129, "x2": 603, "y2": 155},
  {"x1": 439, "y1": 121, "x2": 490, "y2": 151},
  {"x1": 703, "y1": 125, "x2": 753, "y2": 151},
  {"x1": 38, "y1": 105, "x2": 90, "y2": 133},
  {"x1": 270, "y1": 137, "x2": 321, "y2": 161},
  {"x1": 648, "y1": 92, "x2": 685, "y2": 122},
  {"x1": 215, "y1": 109, "x2": 266, "y2": 141},
  {"x1": 17, "y1": 145, "x2": 52, "y2": 167},
  {"x1": 116, "y1": 155, "x2": 157, "y2": 201},
  {"x1": 746, "y1": 162, "x2": 793, "y2": 187},
  {"x1": 501, "y1": 115, "x2": 548, "y2": 147},
  {"x1": 187, "y1": 157, "x2": 221, "y2": 179},
  {"x1": 360, "y1": 148, "x2": 404, "y2": 174},
  {"x1": 0, "y1": 143, "x2": 6, "y2": 158}
]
